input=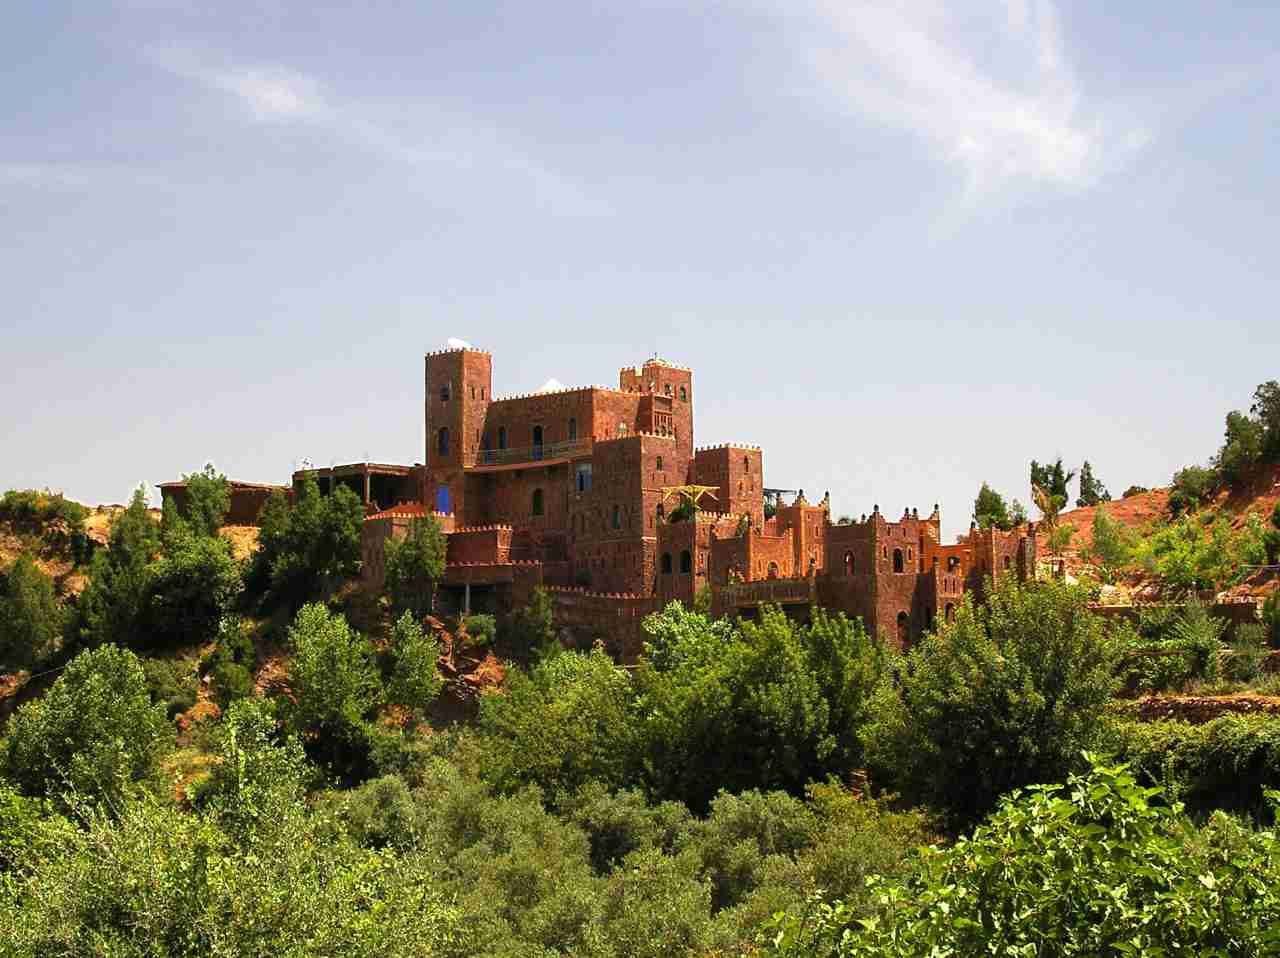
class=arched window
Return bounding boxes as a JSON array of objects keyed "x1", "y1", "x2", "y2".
[
  {"x1": 440, "y1": 384, "x2": 451, "y2": 402},
  {"x1": 656, "y1": 503, "x2": 665, "y2": 522},
  {"x1": 743, "y1": 455, "x2": 749, "y2": 470},
  {"x1": 497, "y1": 426, "x2": 507, "y2": 449},
  {"x1": 661, "y1": 552, "x2": 673, "y2": 574},
  {"x1": 664, "y1": 383, "x2": 672, "y2": 396},
  {"x1": 1003, "y1": 555, "x2": 1012, "y2": 571},
  {"x1": 945, "y1": 603, "x2": 956, "y2": 623},
  {"x1": 897, "y1": 612, "x2": 910, "y2": 645},
  {"x1": 680, "y1": 386, "x2": 687, "y2": 401},
  {"x1": 470, "y1": 385, "x2": 475, "y2": 399},
  {"x1": 656, "y1": 455, "x2": 664, "y2": 471},
  {"x1": 437, "y1": 427, "x2": 450, "y2": 456},
  {"x1": 767, "y1": 561, "x2": 779, "y2": 579},
  {"x1": 892, "y1": 548, "x2": 904, "y2": 573},
  {"x1": 844, "y1": 551, "x2": 854, "y2": 576},
  {"x1": 532, "y1": 488, "x2": 544, "y2": 516},
  {"x1": 908, "y1": 547, "x2": 913, "y2": 561},
  {"x1": 532, "y1": 425, "x2": 544, "y2": 459},
  {"x1": 680, "y1": 550, "x2": 692, "y2": 573},
  {"x1": 611, "y1": 505, "x2": 621, "y2": 529},
  {"x1": 568, "y1": 417, "x2": 577, "y2": 441}
]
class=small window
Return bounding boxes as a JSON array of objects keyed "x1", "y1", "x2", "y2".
[
  {"x1": 664, "y1": 383, "x2": 672, "y2": 396},
  {"x1": 470, "y1": 385, "x2": 475, "y2": 399},
  {"x1": 576, "y1": 463, "x2": 592, "y2": 492},
  {"x1": 440, "y1": 384, "x2": 450, "y2": 402},
  {"x1": 945, "y1": 603, "x2": 956, "y2": 623},
  {"x1": 656, "y1": 503, "x2": 665, "y2": 522},
  {"x1": 481, "y1": 387, "x2": 486, "y2": 399},
  {"x1": 893, "y1": 548, "x2": 904, "y2": 573},
  {"x1": 661, "y1": 552, "x2": 673, "y2": 574},
  {"x1": 568, "y1": 417, "x2": 577, "y2": 441},
  {"x1": 617, "y1": 423, "x2": 628, "y2": 436},
  {"x1": 612, "y1": 505, "x2": 621, "y2": 529},
  {"x1": 656, "y1": 455, "x2": 664, "y2": 471},
  {"x1": 844, "y1": 551, "x2": 854, "y2": 576},
  {"x1": 437, "y1": 427, "x2": 450, "y2": 456},
  {"x1": 680, "y1": 385, "x2": 687, "y2": 401},
  {"x1": 1004, "y1": 556, "x2": 1012, "y2": 571},
  {"x1": 680, "y1": 550, "x2": 692, "y2": 574},
  {"x1": 743, "y1": 455, "x2": 749, "y2": 470},
  {"x1": 532, "y1": 488, "x2": 544, "y2": 517},
  {"x1": 498, "y1": 426, "x2": 507, "y2": 449},
  {"x1": 767, "y1": 561, "x2": 779, "y2": 579}
]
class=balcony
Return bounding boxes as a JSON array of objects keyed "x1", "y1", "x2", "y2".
[
  {"x1": 722, "y1": 577, "x2": 814, "y2": 607},
  {"x1": 473, "y1": 439, "x2": 591, "y2": 468}
]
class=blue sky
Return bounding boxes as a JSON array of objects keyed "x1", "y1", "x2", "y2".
[{"x1": 3, "y1": 0, "x2": 1277, "y2": 539}]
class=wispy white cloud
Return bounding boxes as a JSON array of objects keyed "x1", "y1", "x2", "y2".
[
  {"x1": 789, "y1": 0, "x2": 1149, "y2": 200},
  {"x1": 148, "y1": 50, "x2": 602, "y2": 215}
]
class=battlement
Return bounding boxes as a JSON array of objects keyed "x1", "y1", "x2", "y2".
[
  {"x1": 424, "y1": 347, "x2": 492, "y2": 357},
  {"x1": 450, "y1": 524, "x2": 513, "y2": 533},
  {"x1": 695, "y1": 443, "x2": 761, "y2": 453},
  {"x1": 544, "y1": 584, "x2": 654, "y2": 601}
]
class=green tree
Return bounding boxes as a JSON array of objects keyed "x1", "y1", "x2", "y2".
[
  {"x1": 972, "y1": 482, "x2": 1012, "y2": 531},
  {"x1": 285, "y1": 603, "x2": 380, "y2": 742},
  {"x1": 802, "y1": 609, "x2": 889, "y2": 773},
  {"x1": 0, "y1": 554, "x2": 63, "y2": 671},
  {"x1": 1122, "y1": 484, "x2": 1149, "y2": 498},
  {"x1": 636, "y1": 605, "x2": 833, "y2": 810},
  {"x1": 1253, "y1": 379, "x2": 1280, "y2": 460},
  {"x1": 1264, "y1": 501, "x2": 1280, "y2": 565},
  {"x1": 77, "y1": 487, "x2": 160, "y2": 648},
  {"x1": 1046, "y1": 522, "x2": 1074, "y2": 557},
  {"x1": 383, "y1": 515, "x2": 446, "y2": 618},
  {"x1": 865, "y1": 578, "x2": 1119, "y2": 827},
  {"x1": 1075, "y1": 460, "x2": 1111, "y2": 507},
  {"x1": 1086, "y1": 504, "x2": 1131, "y2": 582},
  {"x1": 480, "y1": 645, "x2": 637, "y2": 796},
  {"x1": 3, "y1": 644, "x2": 170, "y2": 806},
  {"x1": 182, "y1": 463, "x2": 231, "y2": 537},
  {"x1": 251, "y1": 479, "x2": 365, "y2": 606},
  {"x1": 1030, "y1": 457, "x2": 1076, "y2": 509},
  {"x1": 1214, "y1": 409, "x2": 1265, "y2": 486},
  {"x1": 144, "y1": 527, "x2": 242, "y2": 649},
  {"x1": 501, "y1": 586, "x2": 558, "y2": 660},
  {"x1": 386, "y1": 611, "x2": 443, "y2": 712}
]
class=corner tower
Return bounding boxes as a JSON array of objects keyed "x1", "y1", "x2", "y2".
[
  {"x1": 619, "y1": 358, "x2": 693, "y2": 460},
  {"x1": 424, "y1": 348, "x2": 492, "y2": 514}
]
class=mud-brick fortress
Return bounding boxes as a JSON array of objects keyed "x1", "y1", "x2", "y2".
[{"x1": 347, "y1": 347, "x2": 1037, "y2": 657}]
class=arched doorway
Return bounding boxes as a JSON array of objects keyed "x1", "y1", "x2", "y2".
[
  {"x1": 896, "y1": 612, "x2": 910, "y2": 646},
  {"x1": 893, "y1": 549, "x2": 904, "y2": 573}
]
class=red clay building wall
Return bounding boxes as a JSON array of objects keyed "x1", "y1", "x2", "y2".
[
  {"x1": 692, "y1": 445, "x2": 764, "y2": 528},
  {"x1": 619, "y1": 360, "x2": 693, "y2": 460}
]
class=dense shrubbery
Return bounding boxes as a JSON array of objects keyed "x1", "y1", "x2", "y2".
[
  {"x1": 865, "y1": 578, "x2": 1119, "y2": 827},
  {"x1": 0, "y1": 554, "x2": 64, "y2": 671},
  {"x1": 768, "y1": 758, "x2": 1280, "y2": 957},
  {"x1": 0, "y1": 489, "x2": 91, "y2": 561},
  {"x1": 384, "y1": 515, "x2": 447, "y2": 619},
  {"x1": 3, "y1": 644, "x2": 170, "y2": 807}
]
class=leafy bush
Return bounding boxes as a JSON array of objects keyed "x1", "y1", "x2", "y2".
[
  {"x1": 0, "y1": 554, "x2": 64, "y2": 671},
  {"x1": 865, "y1": 578, "x2": 1119, "y2": 827},
  {"x1": 0, "y1": 490, "x2": 91, "y2": 560},
  {"x1": 1264, "y1": 592, "x2": 1280, "y2": 645},
  {"x1": 562, "y1": 782, "x2": 694, "y2": 873},
  {"x1": 1132, "y1": 511, "x2": 1247, "y2": 593},
  {"x1": 384, "y1": 515, "x2": 447, "y2": 619},
  {"x1": 460, "y1": 612, "x2": 497, "y2": 649},
  {"x1": 208, "y1": 615, "x2": 257, "y2": 708},
  {"x1": 3, "y1": 644, "x2": 171, "y2": 806},
  {"x1": 1168, "y1": 463, "x2": 1219, "y2": 516},
  {"x1": 174, "y1": 463, "x2": 231, "y2": 537},
  {"x1": 1083, "y1": 503, "x2": 1131, "y2": 582},
  {"x1": 141, "y1": 656, "x2": 198, "y2": 719},
  {"x1": 766, "y1": 758, "x2": 1280, "y2": 957},
  {"x1": 1122, "y1": 484, "x2": 1150, "y2": 498},
  {"x1": 1226, "y1": 623, "x2": 1270, "y2": 684},
  {"x1": 1106, "y1": 714, "x2": 1280, "y2": 815}
]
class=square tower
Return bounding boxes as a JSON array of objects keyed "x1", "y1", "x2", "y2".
[
  {"x1": 424, "y1": 348, "x2": 492, "y2": 514},
  {"x1": 619, "y1": 358, "x2": 693, "y2": 459}
]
